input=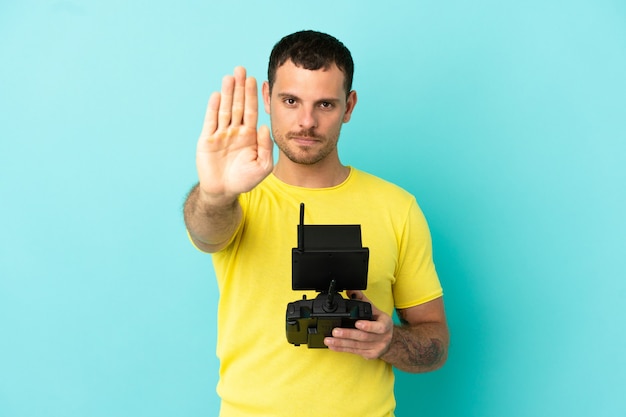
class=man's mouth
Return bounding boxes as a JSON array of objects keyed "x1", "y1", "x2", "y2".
[
  {"x1": 287, "y1": 132, "x2": 321, "y2": 146},
  {"x1": 292, "y1": 137, "x2": 318, "y2": 145}
]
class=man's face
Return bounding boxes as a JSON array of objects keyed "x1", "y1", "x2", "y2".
[{"x1": 262, "y1": 60, "x2": 357, "y2": 166}]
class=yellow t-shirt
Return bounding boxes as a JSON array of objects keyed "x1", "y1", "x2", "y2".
[{"x1": 210, "y1": 168, "x2": 442, "y2": 417}]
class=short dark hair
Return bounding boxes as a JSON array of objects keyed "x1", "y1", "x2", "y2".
[{"x1": 267, "y1": 30, "x2": 354, "y2": 96}]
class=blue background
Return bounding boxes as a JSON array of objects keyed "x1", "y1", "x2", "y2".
[{"x1": 1, "y1": 1, "x2": 625, "y2": 416}]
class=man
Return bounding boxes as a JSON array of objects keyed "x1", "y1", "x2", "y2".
[{"x1": 184, "y1": 30, "x2": 449, "y2": 416}]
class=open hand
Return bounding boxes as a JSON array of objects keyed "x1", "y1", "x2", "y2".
[{"x1": 196, "y1": 66, "x2": 273, "y2": 203}]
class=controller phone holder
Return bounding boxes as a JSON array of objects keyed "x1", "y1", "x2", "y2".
[{"x1": 285, "y1": 203, "x2": 373, "y2": 348}]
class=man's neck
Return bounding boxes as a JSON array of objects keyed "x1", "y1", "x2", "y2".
[{"x1": 273, "y1": 158, "x2": 350, "y2": 188}]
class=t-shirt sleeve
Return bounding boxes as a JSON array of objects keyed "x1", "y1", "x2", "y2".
[{"x1": 392, "y1": 198, "x2": 443, "y2": 309}]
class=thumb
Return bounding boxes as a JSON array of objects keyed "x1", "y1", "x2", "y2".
[
  {"x1": 346, "y1": 289, "x2": 365, "y2": 301},
  {"x1": 346, "y1": 290, "x2": 383, "y2": 316}
]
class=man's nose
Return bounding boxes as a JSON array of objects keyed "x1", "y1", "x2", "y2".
[{"x1": 298, "y1": 106, "x2": 318, "y2": 129}]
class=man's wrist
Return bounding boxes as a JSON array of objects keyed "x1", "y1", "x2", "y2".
[
  {"x1": 378, "y1": 326, "x2": 398, "y2": 361},
  {"x1": 196, "y1": 186, "x2": 239, "y2": 211}
]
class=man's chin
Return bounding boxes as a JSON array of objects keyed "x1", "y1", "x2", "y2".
[{"x1": 285, "y1": 150, "x2": 326, "y2": 166}]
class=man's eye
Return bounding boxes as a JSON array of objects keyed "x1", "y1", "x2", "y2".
[
  {"x1": 284, "y1": 98, "x2": 296, "y2": 105},
  {"x1": 320, "y1": 102, "x2": 333, "y2": 109}
]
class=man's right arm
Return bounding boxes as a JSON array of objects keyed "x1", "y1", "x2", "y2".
[
  {"x1": 183, "y1": 184, "x2": 242, "y2": 253},
  {"x1": 183, "y1": 66, "x2": 273, "y2": 253}
]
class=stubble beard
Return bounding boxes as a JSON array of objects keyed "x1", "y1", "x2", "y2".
[{"x1": 273, "y1": 128, "x2": 340, "y2": 165}]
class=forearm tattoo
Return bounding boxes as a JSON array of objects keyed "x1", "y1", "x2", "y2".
[
  {"x1": 393, "y1": 311, "x2": 445, "y2": 369},
  {"x1": 392, "y1": 330, "x2": 444, "y2": 368}
]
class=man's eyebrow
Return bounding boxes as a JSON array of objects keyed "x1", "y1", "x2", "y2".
[
  {"x1": 316, "y1": 97, "x2": 342, "y2": 104},
  {"x1": 276, "y1": 92, "x2": 299, "y2": 99},
  {"x1": 276, "y1": 92, "x2": 341, "y2": 102}
]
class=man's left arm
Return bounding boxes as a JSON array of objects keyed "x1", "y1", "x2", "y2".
[{"x1": 324, "y1": 293, "x2": 449, "y2": 373}]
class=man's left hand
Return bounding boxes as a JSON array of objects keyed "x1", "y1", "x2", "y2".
[{"x1": 324, "y1": 290, "x2": 393, "y2": 359}]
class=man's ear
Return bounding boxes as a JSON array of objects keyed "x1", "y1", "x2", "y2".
[
  {"x1": 343, "y1": 90, "x2": 358, "y2": 123},
  {"x1": 262, "y1": 81, "x2": 271, "y2": 115}
]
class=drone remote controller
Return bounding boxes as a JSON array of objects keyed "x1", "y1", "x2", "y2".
[{"x1": 285, "y1": 204, "x2": 372, "y2": 348}]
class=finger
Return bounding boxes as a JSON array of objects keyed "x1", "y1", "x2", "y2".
[
  {"x1": 326, "y1": 341, "x2": 385, "y2": 360},
  {"x1": 231, "y1": 66, "x2": 246, "y2": 127},
  {"x1": 355, "y1": 318, "x2": 389, "y2": 335},
  {"x1": 218, "y1": 74, "x2": 235, "y2": 128},
  {"x1": 332, "y1": 327, "x2": 378, "y2": 342},
  {"x1": 325, "y1": 337, "x2": 362, "y2": 350},
  {"x1": 243, "y1": 76, "x2": 259, "y2": 128},
  {"x1": 200, "y1": 92, "x2": 221, "y2": 137},
  {"x1": 324, "y1": 336, "x2": 381, "y2": 359},
  {"x1": 257, "y1": 125, "x2": 274, "y2": 172}
]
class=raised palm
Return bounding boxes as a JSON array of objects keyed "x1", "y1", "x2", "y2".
[{"x1": 196, "y1": 66, "x2": 273, "y2": 202}]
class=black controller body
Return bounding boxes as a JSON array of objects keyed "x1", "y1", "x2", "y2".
[
  {"x1": 286, "y1": 291, "x2": 373, "y2": 348},
  {"x1": 286, "y1": 203, "x2": 371, "y2": 348}
]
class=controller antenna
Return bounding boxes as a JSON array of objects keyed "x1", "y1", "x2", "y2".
[
  {"x1": 298, "y1": 203, "x2": 305, "y2": 249},
  {"x1": 325, "y1": 279, "x2": 337, "y2": 311}
]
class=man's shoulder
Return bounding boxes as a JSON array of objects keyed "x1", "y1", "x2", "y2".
[{"x1": 350, "y1": 168, "x2": 414, "y2": 199}]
